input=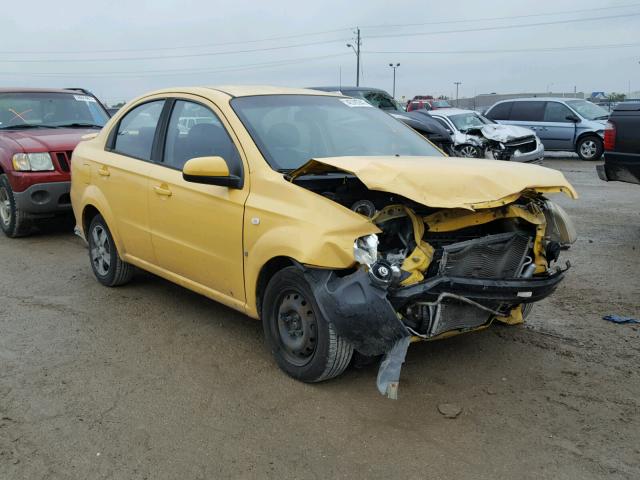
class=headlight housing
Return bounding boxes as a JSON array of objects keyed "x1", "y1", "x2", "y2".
[
  {"x1": 12, "y1": 153, "x2": 55, "y2": 172},
  {"x1": 353, "y1": 234, "x2": 378, "y2": 267},
  {"x1": 544, "y1": 200, "x2": 577, "y2": 246}
]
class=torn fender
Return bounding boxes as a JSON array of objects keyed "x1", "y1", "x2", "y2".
[{"x1": 303, "y1": 268, "x2": 409, "y2": 356}]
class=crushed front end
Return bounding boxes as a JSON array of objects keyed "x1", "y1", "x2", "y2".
[{"x1": 302, "y1": 191, "x2": 576, "y2": 398}]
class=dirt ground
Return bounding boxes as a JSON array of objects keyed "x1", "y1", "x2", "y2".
[{"x1": 1, "y1": 158, "x2": 639, "y2": 480}]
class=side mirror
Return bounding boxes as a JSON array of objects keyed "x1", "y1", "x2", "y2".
[
  {"x1": 566, "y1": 114, "x2": 580, "y2": 123},
  {"x1": 182, "y1": 156, "x2": 242, "y2": 188}
]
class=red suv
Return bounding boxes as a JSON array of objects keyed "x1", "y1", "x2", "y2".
[
  {"x1": 406, "y1": 96, "x2": 452, "y2": 112},
  {"x1": 0, "y1": 88, "x2": 109, "y2": 237}
]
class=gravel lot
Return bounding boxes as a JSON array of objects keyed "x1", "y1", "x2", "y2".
[{"x1": 1, "y1": 158, "x2": 639, "y2": 480}]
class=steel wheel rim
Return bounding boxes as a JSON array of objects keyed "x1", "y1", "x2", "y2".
[
  {"x1": 460, "y1": 146, "x2": 477, "y2": 158},
  {"x1": 90, "y1": 225, "x2": 111, "y2": 276},
  {"x1": 580, "y1": 140, "x2": 597, "y2": 158},
  {"x1": 0, "y1": 187, "x2": 11, "y2": 227},
  {"x1": 276, "y1": 289, "x2": 318, "y2": 366}
]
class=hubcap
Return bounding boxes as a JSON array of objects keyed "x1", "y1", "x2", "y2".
[
  {"x1": 90, "y1": 225, "x2": 111, "y2": 276},
  {"x1": 276, "y1": 290, "x2": 317, "y2": 366},
  {"x1": 580, "y1": 140, "x2": 597, "y2": 159},
  {"x1": 0, "y1": 187, "x2": 11, "y2": 227},
  {"x1": 460, "y1": 146, "x2": 477, "y2": 158}
]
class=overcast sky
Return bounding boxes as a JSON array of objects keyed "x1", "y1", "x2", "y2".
[{"x1": 2, "y1": 0, "x2": 639, "y2": 105}]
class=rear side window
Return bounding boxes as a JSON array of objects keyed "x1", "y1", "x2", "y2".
[
  {"x1": 114, "y1": 101, "x2": 164, "y2": 160},
  {"x1": 486, "y1": 102, "x2": 512, "y2": 120},
  {"x1": 164, "y1": 100, "x2": 240, "y2": 171},
  {"x1": 544, "y1": 102, "x2": 573, "y2": 122},
  {"x1": 510, "y1": 101, "x2": 545, "y2": 122}
]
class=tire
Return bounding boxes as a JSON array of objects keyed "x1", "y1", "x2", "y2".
[
  {"x1": 87, "y1": 214, "x2": 134, "y2": 287},
  {"x1": 0, "y1": 174, "x2": 32, "y2": 238},
  {"x1": 262, "y1": 266, "x2": 353, "y2": 383},
  {"x1": 576, "y1": 136, "x2": 603, "y2": 161},
  {"x1": 457, "y1": 144, "x2": 482, "y2": 158}
]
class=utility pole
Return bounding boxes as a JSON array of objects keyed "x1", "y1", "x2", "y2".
[
  {"x1": 346, "y1": 27, "x2": 362, "y2": 86},
  {"x1": 389, "y1": 63, "x2": 400, "y2": 98},
  {"x1": 454, "y1": 82, "x2": 462, "y2": 107}
]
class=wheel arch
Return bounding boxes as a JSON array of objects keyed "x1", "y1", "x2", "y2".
[
  {"x1": 255, "y1": 256, "x2": 299, "y2": 319},
  {"x1": 575, "y1": 131, "x2": 603, "y2": 146}
]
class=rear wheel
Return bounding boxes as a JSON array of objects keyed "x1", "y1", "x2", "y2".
[
  {"x1": 262, "y1": 266, "x2": 353, "y2": 382},
  {"x1": 0, "y1": 174, "x2": 32, "y2": 238},
  {"x1": 87, "y1": 214, "x2": 134, "y2": 287},
  {"x1": 576, "y1": 136, "x2": 603, "y2": 161}
]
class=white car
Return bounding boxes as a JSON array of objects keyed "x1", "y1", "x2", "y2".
[{"x1": 429, "y1": 108, "x2": 545, "y2": 163}]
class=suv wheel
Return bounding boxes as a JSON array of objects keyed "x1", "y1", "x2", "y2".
[
  {"x1": 0, "y1": 174, "x2": 32, "y2": 238},
  {"x1": 262, "y1": 266, "x2": 353, "y2": 382},
  {"x1": 577, "y1": 136, "x2": 603, "y2": 161},
  {"x1": 87, "y1": 214, "x2": 134, "y2": 287}
]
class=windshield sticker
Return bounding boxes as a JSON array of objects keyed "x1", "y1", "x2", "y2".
[
  {"x1": 340, "y1": 98, "x2": 373, "y2": 108},
  {"x1": 74, "y1": 95, "x2": 97, "y2": 103}
]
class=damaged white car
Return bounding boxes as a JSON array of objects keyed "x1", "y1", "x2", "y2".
[{"x1": 430, "y1": 108, "x2": 545, "y2": 163}]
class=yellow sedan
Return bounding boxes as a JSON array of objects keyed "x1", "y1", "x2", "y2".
[{"x1": 71, "y1": 86, "x2": 577, "y2": 397}]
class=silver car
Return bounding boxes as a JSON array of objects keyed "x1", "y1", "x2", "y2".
[{"x1": 485, "y1": 98, "x2": 610, "y2": 160}]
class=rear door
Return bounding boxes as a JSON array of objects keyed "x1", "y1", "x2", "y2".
[
  {"x1": 542, "y1": 101, "x2": 577, "y2": 150},
  {"x1": 146, "y1": 96, "x2": 249, "y2": 304},
  {"x1": 507, "y1": 101, "x2": 546, "y2": 138},
  {"x1": 99, "y1": 99, "x2": 165, "y2": 263}
]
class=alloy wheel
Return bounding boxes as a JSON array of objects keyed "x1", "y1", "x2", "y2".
[
  {"x1": 580, "y1": 140, "x2": 598, "y2": 159},
  {"x1": 276, "y1": 290, "x2": 318, "y2": 366},
  {"x1": 459, "y1": 145, "x2": 478, "y2": 158},
  {"x1": 0, "y1": 187, "x2": 11, "y2": 227},
  {"x1": 90, "y1": 224, "x2": 111, "y2": 276}
]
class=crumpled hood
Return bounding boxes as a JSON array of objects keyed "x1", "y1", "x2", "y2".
[
  {"x1": 289, "y1": 156, "x2": 577, "y2": 209},
  {"x1": 479, "y1": 124, "x2": 536, "y2": 142},
  {"x1": 0, "y1": 128, "x2": 97, "y2": 152}
]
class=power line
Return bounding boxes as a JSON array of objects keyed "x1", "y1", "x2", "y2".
[
  {"x1": 364, "y1": 42, "x2": 640, "y2": 55},
  {"x1": 0, "y1": 27, "x2": 352, "y2": 55},
  {"x1": 366, "y1": 12, "x2": 640, "y2": 40},
  {"x1": 360, "y1": 2, "x2": 640, "y2": 29},
  {"x1": 0, "y1": 53, "x2": 351, "y2": 77},
  {"x1": 0, "y1": 37, "x2": 350, "y2": 63}
]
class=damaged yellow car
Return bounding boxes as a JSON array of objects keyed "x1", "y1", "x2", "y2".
[{"x1": 71, "y1": 86, "x2": 577, "y2": 397}]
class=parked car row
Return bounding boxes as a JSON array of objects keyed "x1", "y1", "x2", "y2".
[{"x1": 1, "y1": 84, "x2": 579, "y2": 398}]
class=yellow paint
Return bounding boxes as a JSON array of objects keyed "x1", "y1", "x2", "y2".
[
  {"x1": 183, "y1": 156, "x2": 229, "y2": 177},
  {"x1": 495, "y1": 305, "x2": 525, "y2": 325},
  {"x1": 70, "y1": 85, "x2": 577, "y2": 326}
]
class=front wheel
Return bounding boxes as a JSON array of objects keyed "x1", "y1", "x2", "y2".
[
  {"x1": 262, "y1": 266, "x2": 353, "y2": 382},
  {"x1": 457, "y1": 144, "x2": 482, "y2": 158},
  {"x1": 0, "y1": 174, "x2": 32, "y2": 238},
  {"x1": 576, "y1": 136, "x2": 603, "y2": 161},
  {"x1": 87, "y1": 214, "x2": 134, "y2": 287}
]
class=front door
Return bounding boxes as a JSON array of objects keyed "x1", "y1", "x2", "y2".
[
  {"x1": 147, "y1": 98, "x2": 249, "y2": 303},
  {"x1": 542, "y1": 102, "x2": 577, "y2": 150}
]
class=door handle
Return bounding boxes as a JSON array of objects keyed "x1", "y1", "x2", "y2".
[
  {"x1": 98, "y1": 166, "x2": 110, "y2": 177},
  {"x1": 153, "y1": 185, "x2": 172, "y2": 197}
]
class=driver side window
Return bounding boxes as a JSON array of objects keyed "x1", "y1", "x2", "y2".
[{"x1": 163, "y1": 101, "x2": 240, "y2": 171}]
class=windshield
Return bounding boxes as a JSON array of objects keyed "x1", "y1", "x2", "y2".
[
  {"x1": 447, "y1": 112, "x2": 493, "y2": 131},
  {"x1": 342, "y1": 90, "x2": 402, "y2": 112},
  {"x1": 0, "y1": 92, "x2": 109, "y2": 129},
  {"x1": 231, "y1": 95, "x2": 443, "y2": 170},
  {"x1": 565, "y1": 100, "x2": 609, "y2": 120}
]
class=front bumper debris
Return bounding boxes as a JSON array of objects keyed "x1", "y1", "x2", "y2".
[{"x1": 304, "y1": 262, "x2": 568, "y2": 399}]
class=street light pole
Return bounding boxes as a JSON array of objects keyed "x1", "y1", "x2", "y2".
[
  {"x1": 346, "y1": 27, "x2": 362, "y2": 86},
  {"x1": 389, "y1": 63, "x2": 400, "y2": 98},
  {"x1": 454, "y1": 82, "x2": 462, "y2": 107}
]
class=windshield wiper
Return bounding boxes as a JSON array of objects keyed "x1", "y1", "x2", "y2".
[
  {"x1": 0, "y1": 124, "x2": 58, "y2": 130},
  {"x1": 55, "y1": 123, "x2": 104, "y2": 129}
]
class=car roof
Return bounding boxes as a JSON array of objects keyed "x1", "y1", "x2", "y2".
[
  {"x1": 310, "y1": 86, "x2": 388, "y2": 93},
  {"x1": 143, "y1": 85, "x2": 342, "y2": 99},
  {"x1": 0, "y1": 87, "x2": 92, "y2": 94},
  {"x1": 428, "y1": 107, "x2": 477, "y2": 117},
  {"x1": 496, "y1": 97, "x2": 585, "y2": 103}
]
